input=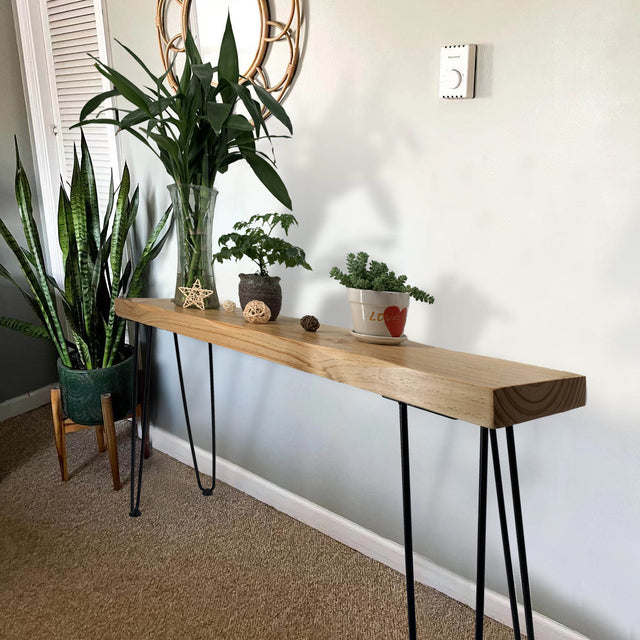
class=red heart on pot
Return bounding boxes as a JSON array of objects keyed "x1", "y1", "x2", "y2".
[{"x1": 383, "y1": 306, "x2": 407, "y2": 337}]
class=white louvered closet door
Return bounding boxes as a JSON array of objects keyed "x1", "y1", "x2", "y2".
[{"x1": 43, "y1": 0, "x2": 119, "y2": 210}]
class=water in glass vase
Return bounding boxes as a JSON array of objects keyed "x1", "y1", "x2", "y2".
[{"x1": 169, "y1": 183, "x2": 220, "y2": 309}]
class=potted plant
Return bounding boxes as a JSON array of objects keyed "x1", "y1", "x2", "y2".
[
  {"x1": 75, "y1": 16, "x2": 294, "y2": 310},
  {"x1": 0, "y1": 136, "x2": 171, "y2": 425},
  {"x1": 330, "y1": 252, "x2": 435, "y2": 342},
  {"x1": 212, "y1": 212, "x2": 311, "y2": 320}
]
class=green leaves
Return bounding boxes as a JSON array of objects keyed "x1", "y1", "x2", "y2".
[
  {"x1": 206, "y1": 103, "x2": 233, "y2": 133},
  {"x1": 330, "y1": 252, "x2": 435, "y2": 304},
  {"x1": 218, "y1": 15, "x2": 239, "y2": 84},
  {"x1": 0, "y1": 316, "x2": 50, "y2": 340},
  {"x1": 241, "y1": 151, "x2": 292, "y2": 210},
  {"x1": 75, "y1": 14, "x2": 293, "y2": 209},
  {"x1": 213, "y1": 212, "x2": 310, "y2": 277},
  {"x1": 0, "y1": 141, "x2": 170, "y2": 370},
  {"x1": 251, "y1": 83, "x2": 293, "y2": 134}
]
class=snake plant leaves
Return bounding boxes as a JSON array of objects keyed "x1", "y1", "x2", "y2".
[
  {"x1": 0, "y1": 262, "x2": 48, "y2": 330},
  {"x1": 0, "y1": 316, "x2": 50, "y2": 340},
  {"x1": 12, "y1": 145, "x2": 70, "y2": 365},
  {"x1": 80, "y1": 133, "x2": 100, "y2": 257},
  {"x1": 1, "y1": 142, "x2": 169, "y2": 370},
  {"x1": 57, "y1": 182, "x2": 71, "y2": 267}
]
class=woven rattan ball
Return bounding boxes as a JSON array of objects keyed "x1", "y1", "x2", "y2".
[
  {"x1": 222, "y1": 300, "x2": 236, "y2": 313},
  {"x1": 300, "y1": 315, "x2": 320, "y2": 332},
  {"x1": 243, "y1": 300, "x2": 271, "y2": 323}
]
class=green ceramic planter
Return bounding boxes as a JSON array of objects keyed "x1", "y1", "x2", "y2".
[{"x1": 57, "y1": 346, "x2": 135, "y2": 426}]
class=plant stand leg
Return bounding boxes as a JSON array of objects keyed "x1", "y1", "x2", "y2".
[
  {"x1": 101, "y1": 393, "x2": 121, "y2": 491},
  {"x1": 95, "y1": 424, "x2": 106, "y2": 452},
  {"x1": 51, "y1": 387, "x2": 69, "y2": 481}
]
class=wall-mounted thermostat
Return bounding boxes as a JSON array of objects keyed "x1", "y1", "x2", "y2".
[{"x1": 439, "y1": 44, "x2": 476, "y2": 99}]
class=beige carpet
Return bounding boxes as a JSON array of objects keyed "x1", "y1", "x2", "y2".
[{"x1": 0, "y1": 405, "x2": 519, "y2": 640}]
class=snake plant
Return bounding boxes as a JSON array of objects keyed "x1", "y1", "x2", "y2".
[{"x1": 0, "y1": 135, "x2": 171, "y2": 369}]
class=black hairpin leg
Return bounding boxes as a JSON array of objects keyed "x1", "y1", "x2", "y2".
[
  {"x1": 173, "y1": 333, "x2": 216, "y2": 495},
  {"x1": 506, "y1": 426, "x2": 535, "y2": 639},
  {"x1": 489, "y1": 429, "x2": 521, "y2": 639},
  {"x1": 475, "y1": 428, "x2": 489, "y2": 640},
  {"x1": 398, "y1": 401, "x2": 417, "y2": 640},
  {"x1": 476, "y1": 426, "x2": 536, "y2": 640},
  {"x1": 130, "y1": 324, "x2": 154, "y2": 517}
]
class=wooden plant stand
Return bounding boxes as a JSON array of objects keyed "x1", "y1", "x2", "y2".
[{"x1": 51, "y1": 387, "x2": 128, "y2": 491}]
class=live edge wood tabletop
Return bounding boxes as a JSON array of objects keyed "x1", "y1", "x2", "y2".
[{"x1": 115, "y1": 298, "x2": 586, "y2": 429}]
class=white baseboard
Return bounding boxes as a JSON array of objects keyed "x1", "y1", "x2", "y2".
[
  {"x1": 148, "y1": 424, "x2": 589, "y2": 640},
  {"x1": 0, "y1": 383, "x2": 55, "y2": 423}
]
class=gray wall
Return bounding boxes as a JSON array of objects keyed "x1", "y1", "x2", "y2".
[
  {"x1": 0, "y1": 2, "x2": 57, "y2": 403},
  {"x1": 104, "y1": 1, "x2": 640, "y2": 639}
]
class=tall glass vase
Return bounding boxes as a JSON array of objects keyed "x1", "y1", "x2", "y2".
[{"x1": 169, "y1": 183, "x2": 220, "y2": 309}]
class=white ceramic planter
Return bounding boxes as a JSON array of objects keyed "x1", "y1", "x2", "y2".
[{"x1": 348, "y1": 288, "x2": 410, "y2": 338}]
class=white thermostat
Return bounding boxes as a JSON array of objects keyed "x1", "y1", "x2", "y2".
[{"x1": 439, "y1": 44, "x2": 476, "y2": 99}]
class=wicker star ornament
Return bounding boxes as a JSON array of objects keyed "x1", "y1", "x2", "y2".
[{"x1": 178, "y1": 279, "x2": 214, "y2": 310}]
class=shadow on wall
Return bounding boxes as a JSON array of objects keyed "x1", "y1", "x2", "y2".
[
  {"x1": 0, "y1": 282, "x2": 58, "y2": 404},
  {"x1": 425, "y1": 274, "x2": 507, "y2": 352},
  {"x1": 277, "y1": 74, "x2": 414, "y2": 320}
]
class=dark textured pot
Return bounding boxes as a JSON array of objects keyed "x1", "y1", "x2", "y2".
[
  {"x1": 238, "y1": 273, "x2": 282, "y2": 321},
  {"x1": 57, "y1": 346, "x2": 135, "y2": 426}
]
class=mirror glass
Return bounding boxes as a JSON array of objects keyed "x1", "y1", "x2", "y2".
[
  {"x1": 192, "y1": 0, "x2": 262, "y2": 75},
  {"x1": 157, "y1": 0, "x2": 301, "y2": 109}
]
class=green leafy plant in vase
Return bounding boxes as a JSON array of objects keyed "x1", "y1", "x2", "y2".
[
  {"x1": 0, "y1": 136, "x2": 171, "y2": 424},
  {"x1": 330, "y1": 252, "x2": 434, "y2": 342},
  {"x1": 76, "y1": 16, "x2": 293, "y2": 309},
  {"x1": 213, "y1": 212, "x2": 311, "y2": 320}
]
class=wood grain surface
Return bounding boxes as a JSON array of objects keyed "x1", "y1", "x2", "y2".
[{"x1": 115, "y1": 298, "x2": 586, "y2": 428}]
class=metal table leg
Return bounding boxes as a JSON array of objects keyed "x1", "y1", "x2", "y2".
[
  {"x1": 475, "y1": 428, "x2": 489, "y2": 639},
  {"x1": 490, "y1": 429, "x2": 521, "y2": 639},
  {"x1": 476, "y1": 426, "x2": 536, "y2": 640},
  {"x1": 174, "y1": 333, "x2": 216, "y2": 495},
  {"x1": 506, "y1": 426, "x2": 535, "y2": 639},
  {"x1": 130, "y1": 324, "x2": 154, "y2": 517},
  {"x1": 398, "y1": 401, "x2": 417, "y2": 640}
]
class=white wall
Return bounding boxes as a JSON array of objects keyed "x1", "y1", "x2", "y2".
[{"x1": 104, "y1": 1, "x2": 640, "y2": 638}]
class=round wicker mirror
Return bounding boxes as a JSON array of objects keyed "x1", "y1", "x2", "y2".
[{"x1": 156, "y1": 0, "x2": 301, "y2": 109}]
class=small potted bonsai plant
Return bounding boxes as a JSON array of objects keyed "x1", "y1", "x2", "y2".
[
  {"x1": 0, "y1": 136, "x2": 170, "y2": 426},
  {"x1": 212, "y1": 212, "x2": 311, "y2": 320},
  {"x1": 330, "y1": 252, "x2": 434, "y2": 342}
]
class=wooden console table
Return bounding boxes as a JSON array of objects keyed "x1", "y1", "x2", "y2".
[{"x1": 115, "y1": 297, "x2": 586, "y2": 640}]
